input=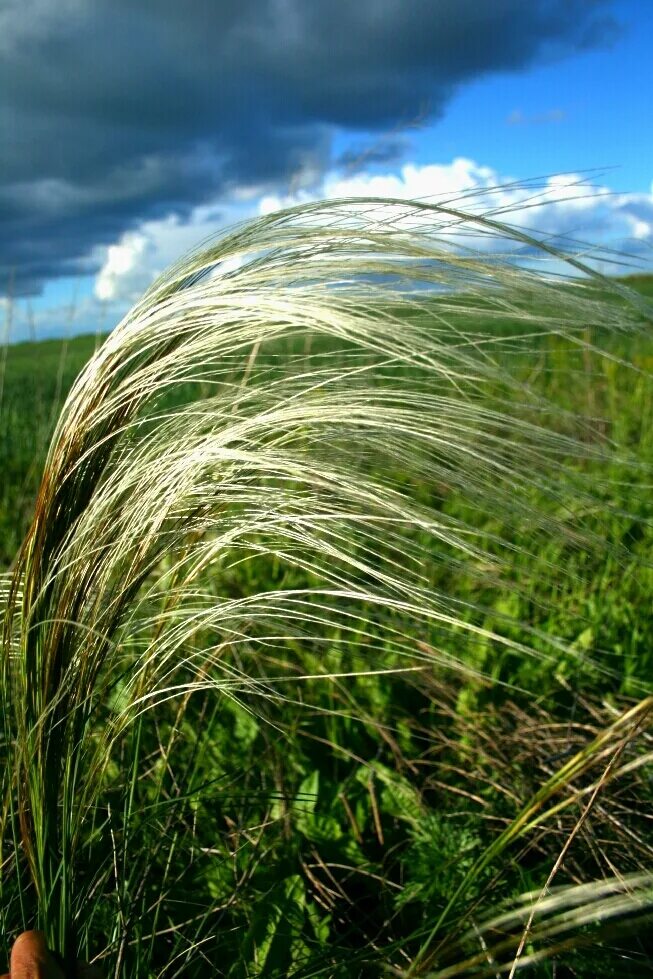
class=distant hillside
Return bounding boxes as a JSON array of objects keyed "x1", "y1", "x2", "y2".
[{"x1": 620, "y1": 272, "x2": 653, "y2": 299}]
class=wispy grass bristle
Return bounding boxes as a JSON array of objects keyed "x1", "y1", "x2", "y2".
[{"x1": 1, "y1": 194, "x2": 651, "y2": 974}]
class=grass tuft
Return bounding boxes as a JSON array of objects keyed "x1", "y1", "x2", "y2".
[{"x1": 1, "y1": 195, "x2": 652, "y2": 975}]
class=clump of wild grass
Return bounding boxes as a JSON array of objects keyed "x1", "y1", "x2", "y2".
[{"x1": 1, "y1": 195, "x2": 652, "y2": 975}]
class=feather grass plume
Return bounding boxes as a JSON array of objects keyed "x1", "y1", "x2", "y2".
[{"x1": 1, "y1": 195, "x2": 652, "y2": 973}]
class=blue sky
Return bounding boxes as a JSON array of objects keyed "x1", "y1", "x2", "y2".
[
  {"x1": 2, "y1": 0, "x2": 652, "y2": 341},
  {"x1": 331, "y1": 0, "x2": 652, "y2": 194},
  {"x1": 413, "y1": 0, "x2": 652, "y2": 192}
]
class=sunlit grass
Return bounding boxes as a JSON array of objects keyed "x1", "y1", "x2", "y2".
[{"x1": 1, "y1": 196, "x2": 652, "y2": 976}]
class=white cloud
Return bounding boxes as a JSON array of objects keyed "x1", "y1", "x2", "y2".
[
  {"x1": 507, "y1": 108, "x2": 566, "y2": 125},
  {"x1": 95, "y1": 232, "x2": 149, "y2": 302},
  {"x1": 259, "y1": 157, "x2": 498, "y2": 214},
  {"x1": 92, "y1": 158, "x2": 653, "y2": 308},
  {"x1": 260, "y1": 159, "x2": 653, "y2": 273}
]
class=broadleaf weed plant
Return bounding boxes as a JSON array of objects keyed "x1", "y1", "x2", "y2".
[{"x1": 1, "y1": 195, "x2": 652, "y2": 975}]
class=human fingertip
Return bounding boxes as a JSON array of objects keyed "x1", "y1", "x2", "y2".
[{"x1": 10, "y1": 931, "x2": 62, "y2": 978}]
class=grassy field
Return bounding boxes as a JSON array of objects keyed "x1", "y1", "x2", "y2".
[{"x1": 1, "y1": 269, "x2": 652, "y2": 976}]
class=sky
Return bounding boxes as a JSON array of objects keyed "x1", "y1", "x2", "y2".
[{"x1": 1, "y1": 0, "x2": 652, "y2": 342}]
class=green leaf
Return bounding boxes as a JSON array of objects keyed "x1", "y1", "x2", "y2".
[{"x1": 238, "y1": 875, "x2": 306, "y2": 976}]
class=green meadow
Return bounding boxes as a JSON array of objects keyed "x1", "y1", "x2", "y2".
[{"x1": 1, "y1": 269, "x2": 652, "y2": 977}]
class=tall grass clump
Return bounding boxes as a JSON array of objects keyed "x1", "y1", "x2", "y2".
[{"x1": 1, "y1": 196, "x2": 652, "y2": 975}]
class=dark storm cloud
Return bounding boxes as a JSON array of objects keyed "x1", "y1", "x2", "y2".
[
  {"x1": 336, "y1": 138, "x2": 408, "y2": 174},
  {"x1": 0, "y1": 0, "x2": 619, "y2": 294}
]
